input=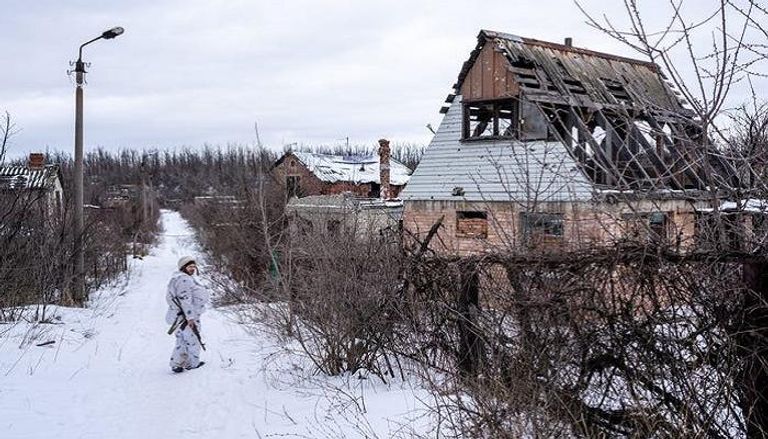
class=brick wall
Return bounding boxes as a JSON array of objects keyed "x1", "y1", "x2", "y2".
[
  {"x1": 272, "y1": 154, "x2": 326, "y2": 197},
  {"x1": 403, "y1": 199, "x2": 703, "y2": 257}
]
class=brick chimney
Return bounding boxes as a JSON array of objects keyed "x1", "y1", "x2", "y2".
[
  {"x1": 378, "y1": 138, "x2": 391, "y2": 200},
  {"x1": 28, "y1": 153, "x2": 45, "y2": 170},
  {"x1": 564, "y1": 37, "x2": 573, "y2": 47}
]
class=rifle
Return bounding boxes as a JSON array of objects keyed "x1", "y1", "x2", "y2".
[{"x1": 168, "y1": 296, "x2": 207, "y2": 351}]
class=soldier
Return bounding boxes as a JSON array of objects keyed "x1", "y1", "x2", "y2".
[{"x1": 165, "y1": 256, "x2": 209, "y2": 373}]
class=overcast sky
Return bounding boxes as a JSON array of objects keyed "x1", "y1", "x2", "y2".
[{"x1": 1, "y1": 0, "x2": 765, "y2": 157}]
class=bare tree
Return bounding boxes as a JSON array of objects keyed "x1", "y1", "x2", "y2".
[{"x1": 0, "y1": 111, "x2": 19, "y2": 165}]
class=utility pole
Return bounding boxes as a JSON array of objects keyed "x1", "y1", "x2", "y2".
[
  {"x1": 71, "y1": 26, "x2": 124, "y2": 304},
  {"x1": 74, "y1": 58, "x2": 85, "y2": 302},
  {"x1": 141, "y1": 155, "x2": 149, "y2": 226}
]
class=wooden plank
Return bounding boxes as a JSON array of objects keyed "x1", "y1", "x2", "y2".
[
  {"x1": 482, "y1": 43, "x2": 494, "y2": 99},
  {"x1": 596, "y1": 111, "x2": 659, "y2": 187},
  {"x1": 569, "y1": 107, "x2": 630, "y2": 187}
]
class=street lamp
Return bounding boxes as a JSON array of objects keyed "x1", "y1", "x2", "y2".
[{"x1": 72, "y1": 26, "x2": 124, "y2": 304}]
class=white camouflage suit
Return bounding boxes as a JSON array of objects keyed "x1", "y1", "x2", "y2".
[{"x1": 165, "y1": 271, "x2": 209, "y2": 369}]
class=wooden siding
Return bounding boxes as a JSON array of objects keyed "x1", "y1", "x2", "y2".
[{"x1": 460, "y1": 43, "x2": 519, "y2": 101}]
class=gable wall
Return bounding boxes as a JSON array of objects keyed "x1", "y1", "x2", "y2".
[
  {"x1": 460, "y1": 42, "x2": 519, "y2": 101},
  {"x1": 273, "y1": 153, "x2": 328, "y2": 197}
]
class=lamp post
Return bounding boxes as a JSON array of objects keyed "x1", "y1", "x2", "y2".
[{"x1": 72, "y1": 26, "x2": 124, "y2": 303}]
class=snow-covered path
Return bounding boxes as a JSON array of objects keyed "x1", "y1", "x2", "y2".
[{"x1": 0, "y1": 211, "x2": 429, "y2": 438}]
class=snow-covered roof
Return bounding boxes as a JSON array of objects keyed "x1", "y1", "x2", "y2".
[
  {"x1": 697, "y1": 199, "x2": 768, "y2": 213},
  {"x1": 0, "y1": 165, "x2": 61, "y2": 190},
  {"x1": 287, "y1": 152, "x2": 412, "y2": 186}
]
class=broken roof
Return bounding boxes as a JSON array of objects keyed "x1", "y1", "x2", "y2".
[
  {"x1": 280, "y1": 152, "x2": 412, "y2": 186},
  {"x1": 0, "y1": 165, "x2": 61, "y2": 190},
  {"x1": 455, "y1": 29, "x2": 687, "y2": 115}
]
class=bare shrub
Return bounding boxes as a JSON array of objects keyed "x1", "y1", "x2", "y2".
[{"x1": 286, "y1": 215, "x2": 404, "y2": 379}]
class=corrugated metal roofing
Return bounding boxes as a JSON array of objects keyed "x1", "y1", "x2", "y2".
[
  {"x1": 400, "y1": 96, "x2": 594, "y2": 202},
  {"x1": 291, "y1": 152, "x2": 412, "y2": 186},
  {"x1": 0, "y1": 165, "x2": 60, "y2": 190}
]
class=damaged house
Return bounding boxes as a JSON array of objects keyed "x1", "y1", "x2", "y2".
[
  {"x1": 272, "y1": 142, "x2": 412, "y2": 199},
  {"x1": 276, "y1": 140, "x2": 412, "y2": 236},
  {"x1": 401, "y1": 30, "x2": 741, "y2": 255},
  {"x1": 0, "y1": 153, "x2": 64, "y2": 218}
]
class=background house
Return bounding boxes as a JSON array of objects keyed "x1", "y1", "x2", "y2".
[
  {"x1": 272, "y1": 140, "x2": 412, "y2": 199},
  {"x1": 286, "y1": 193, "x2": 403, "y2": 238},
  {"x1": 401, "y1": 30, "x2": 737, "y2": 256},
  {"x1": 277, "y1": 139, "x2": 411, "y2": 238},
  {"x1": 0, "y1": 153, "x2": 64, "y2": 217}
]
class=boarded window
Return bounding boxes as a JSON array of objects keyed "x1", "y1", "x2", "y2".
[
  {"x1": 463, "y1": 99, "x2": 518, "y2": 140},
  {"x1": 457, "y1": 211, "x2": 488, "y2": 239},
  {"x1": 522, "y1": 212, "x2": 564, "y2": 244},
  {"x1": 286, "y1": 176, "x2": 300, "y2": 198}
]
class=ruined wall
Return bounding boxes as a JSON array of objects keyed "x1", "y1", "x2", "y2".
[
  {"x1": 403, "y1": 198, "x2": 702, "y2": 257},
  {"x1": 272, "y1": 154, "x2": 326, "y2": 197}
]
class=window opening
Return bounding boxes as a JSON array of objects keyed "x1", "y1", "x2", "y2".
[
  {"x1": 369, "y1": 182, "x2": 381, "y2": 198},
  {"x1": 521, "y1": 212, "x2": 564, "y2": 245},
  {"x1": 286, "y1": 176, "x2": 300, "y2": 198},
  {"x1": 520, "y1": 100, "x2": 549, "y2": 141},
  {"x1": 463, "y1": 99, "x2": 518, "y2": 140},
  {"x1": 457, "y1": 211, "x2": 488, "y2": 238}
]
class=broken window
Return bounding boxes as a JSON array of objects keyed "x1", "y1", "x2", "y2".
[
  {"x1": 521, "y1": 212, "x2": 564, "y2": 244},
  {"x1": 621, "y1": 212, "x2": 668, "y2": 244},
  {"x1": 462, "y1": 99, "x2": 518, "y2": 140},
  {"x1": 369, "y1": 182, "x2": 381, "y2": 198},
  {"x1": 286, "y1": 176, "x2": 300, "y2": 198},
  {"x1": 456, "y1": 211, "x2": 488, "y2": 239},
  {"x1": 520, "y1": 100, "x2": 549, "y2": 141},
  {"x1": 648, "y1": 212, "x2": 667, "y2": 242}
]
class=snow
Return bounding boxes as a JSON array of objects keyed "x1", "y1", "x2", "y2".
[
  {"x1": 634, "y1": 120, "x2": 657, "y2": 146},
  {"x1": 292, "y1": 152, "x2": 412, "y2": 186},
  {"x1": 591, "y1": 126, "x2": 606, "y2": 144},
  {"x1": 696, "y1": 198, "x2": 768, "y2": 213},
  {"x1": 0, "y1": 210, "x2": 431, "y2": 438}
]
